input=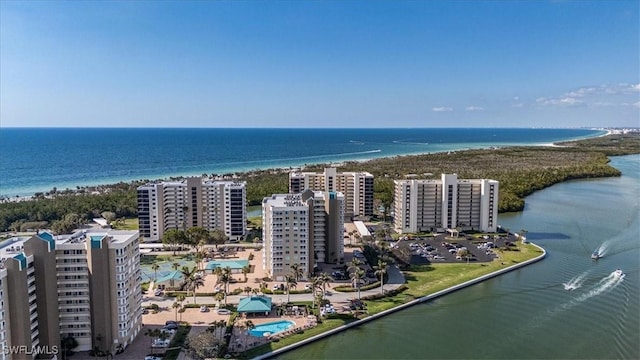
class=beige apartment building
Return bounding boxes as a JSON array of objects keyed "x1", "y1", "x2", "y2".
[
  {"x1": 289, "y1": 168, "x2": 373, "y2": 219},
  {"x1": 262, "y1": 190, "x2": 345, "y2": 281},
  {"x1": 0, "y1": 229, "x2": 142, "y2": 358},
  {"x1": 394, "y1": 174, "x2": 499, "y2": 233},
  {"x1": 137, "y1": 178, "x2": 246, "y2": 242}
]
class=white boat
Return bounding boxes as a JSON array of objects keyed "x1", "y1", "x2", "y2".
[
  {"x1": 613, "y1": 269, "x2": 624, "y2": 278},
  {"x1": 591, "y1": 251, "x2": 600, "y2": 260}
]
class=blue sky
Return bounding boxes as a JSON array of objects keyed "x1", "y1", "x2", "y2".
[{"x1": 1, "y1": 1, "x2": 638, "y2": 128}]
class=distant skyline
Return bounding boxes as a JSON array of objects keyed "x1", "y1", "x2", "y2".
[{"x1": 1, "y1": 1, "x2": 638, "y2": 128}]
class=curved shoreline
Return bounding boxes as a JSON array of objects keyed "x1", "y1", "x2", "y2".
[
  {"x1": 1, "y1": 129, "x2": 607, "y2": 199},
  {"x1": 254, "y1": 241, "x2": 547, "y2": 360}
]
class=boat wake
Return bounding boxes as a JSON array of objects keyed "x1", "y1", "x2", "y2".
[
  {"x1": 523, "y1": 270, "x2": 627, "y2": 333},
  {"x1": 575, "y1": 270, "x2": 625, "y2": 303},
  {"x1": 392, "y1": 139, "x2": 429, "y2": 145},
  {"x1": 563, "y1": 272, "x2": 588, "y2": 291},
  {"x1": 592, "y1": 240, "x2": 611, "y2": 259}
]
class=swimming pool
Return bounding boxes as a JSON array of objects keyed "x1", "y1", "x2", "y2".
[{"x1": 249, "y1": 320, "x2": 295, "y2": 337}]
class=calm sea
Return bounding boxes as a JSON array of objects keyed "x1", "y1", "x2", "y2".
[
  {"x1": 0, "y1": 128, "x2": 603, "y2": 197},
  {"x1": 278, "y1": 154, "x2": 640, "y2": 360}
]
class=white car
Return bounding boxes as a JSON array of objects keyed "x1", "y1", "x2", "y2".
[
  {"x1": 152, "y1": 338, "x2": 170, "y2": 347},
  {"x1": 144, "y1": 356, "x2": 162, "y2": 360},
  {"x1": 216, "y1": 308, "x2": 232, "y2": 315},
  {"x1": 200, "y1": 305, "x2": 209, "y2": 312}
]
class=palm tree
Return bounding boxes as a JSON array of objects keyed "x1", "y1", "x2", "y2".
[
  {"x1": 195, "y1": 251, "x2": 204, "y2": 271},
  {"x1": 318, "y1": 272, "x2": 332, "y2": 299},
  {"x1": 214, "y1": 291, "x2": 225, "y2": 308},
  {"x1": 188, "y1": 276, "x2": 205, "y2": 304},
  {"x1": 350, "y1": 268, "x2": 365, "y2": 300},
  {"x1": 251, "y1": 287, "x2": 260, "y2": 296},
  {"x1": 373, "y1": 260, "x2": 388, "y2": 295},
  {"x1": 180, "y1": 266, "x2": 203, "y2": 303},
  {"x1": 172, "y1": 262, "x2": 181, "y2": 271},
  {"x1": 219, "y1": 267, "x2": 232, "y2": 305},
  {"x1": 285, "y1": 275, "x2": 297, "y2": 303},
  {"x1": 348, "y1": 258, "x2": 362, "y2": 276},
  {"x1": 243, "y1": 320, "x2": 256, "y2": 354},
  {"x1": 354, "y1": 233, "x2": 361, "y2": 245},
  {"x1": 172, "y1": 301, "x2": 181, "y2": 322},
  {"x1": 244, "y1": 286, "x2": 252, "y2": 296},
  {"x1": 290, "y1": 263, "x2": 304, "y2": 281},
  {"x1": 213, "y1": 266, "x2": 223, "y2": 285},
  {"x1": 308, "y1": 275, "x2": 322, "y2": 308},
  {"x1": 180, "y1": 266, "x2": 196, "y2": 289},
  {"x1": 242, "y1": 265, "x2": 251, "y2": 282},
  {"x1": 151, "y1": 263, "x2": 160, "y2": 283}
]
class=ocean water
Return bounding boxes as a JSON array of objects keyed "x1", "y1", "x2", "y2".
[
  {"x1": 278, "y1": 154, "x2": 640, "y2": 359},
  {"x1": 0, "y1": 128, "x2": 603, "y2": 197}
]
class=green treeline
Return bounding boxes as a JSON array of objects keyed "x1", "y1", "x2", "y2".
[
  {"x1": 0, "y1": 182, "x2": 139, "y2": 232},
  {"x1": 1, "y1": 133, "x2": 638, "y2": 232}
]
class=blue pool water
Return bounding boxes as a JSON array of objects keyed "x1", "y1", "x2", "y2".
[{"x1": 249, "y1": 320, "x2": 295, "y2": 337}]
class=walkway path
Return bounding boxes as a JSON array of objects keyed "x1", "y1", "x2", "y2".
[{"x1": 143, "y1": 265, "x2": 405, "y2": 311}]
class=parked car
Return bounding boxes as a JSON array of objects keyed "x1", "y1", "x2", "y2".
[
  {"x1": 216, "y1": 308, "x2": 232, "y2": 315},
  {"x1": 145, "y1": 356, "x2": 162, "y2": 360},
  {"x1": 152, "y1": 338, "x2": 170, "y2": 347},
  {"x1": 163, "y1": 323, "x2": 178, "y2": 330},
  {"x1": 200, "y1": 305, "x2": 209, "y2": 312},
  {"x1": 154, "y1": 289, "x2": 163, "y2": 296}
]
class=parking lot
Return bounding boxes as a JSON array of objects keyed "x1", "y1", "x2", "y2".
[{"x1": 392, "y1": 233, "x2": 517, "y2": 265}]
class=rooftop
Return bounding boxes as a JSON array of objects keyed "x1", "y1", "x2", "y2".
[{"x1": 237, "y1": 296, "x2": 272, "y2": 313}]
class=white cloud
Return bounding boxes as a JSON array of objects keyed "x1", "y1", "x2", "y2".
[
  {"x1": 536, "y1": 82, "x2": 639, "y2": 109},
  {"x1": 633, "y1": 101, "x2": 640, "y2": 108},
  {"x1": 512, "y1": 103, "x2": 524, "y2": 108},
  {"x1": 465, "y1": 106, "x2": 484, "y2": 111},
  {"x1": 536, "y1": 96, "x2": 583, "y2": 107},
  {"x1": 432, "y1": 107, "x2": 453, "y2": 112}
]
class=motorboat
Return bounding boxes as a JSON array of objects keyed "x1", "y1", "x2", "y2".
[
  {"x1": 613, "y1": 269, "x2": 624, "y2": 278},
  {"x1": 591, "y1": 251, "x2": 600, "y2": 260}
]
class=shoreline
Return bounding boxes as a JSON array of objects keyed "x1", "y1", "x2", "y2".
[
  {"x1": 254, "y1": 241, "x2": 547, "y2": 359},
  {"x1": 0, "y1": 129, "x2": 609, "y2": 201}
]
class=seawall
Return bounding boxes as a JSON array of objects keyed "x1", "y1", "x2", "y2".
[{"x1": 255, "y1": 241, "x2": 547, "y2": 360}]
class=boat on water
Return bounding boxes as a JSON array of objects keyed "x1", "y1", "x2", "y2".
[
  {"x1": 613, "y1": 269, "x2": 624, "y2": 278},
  {"x1": 591, "y1": 251, "x2": 600, "y2": 260}
]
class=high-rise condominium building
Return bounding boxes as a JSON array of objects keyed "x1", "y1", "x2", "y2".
[
  {"x1": 262, "y1": 190, "x2": 344, "y2": 281},
  {"x1": 137, "y1": 178, "x2": 246, "y2": 242},
  {"x1": 394, "y1": 174, "x2": 499, "y2": 233},
  {"x1": 0, "y1": 229, "x2": 142, "y2": 358},
  {"x1": 289, "y1": 168, "x2": 373, "y2": 219}
]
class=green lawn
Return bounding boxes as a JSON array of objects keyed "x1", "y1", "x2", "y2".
[
  {"x1": 239, "y1": 242, "x2": 542, "y2": 358},
  {"x1": 365, "y1": 243, "x2": 543, "y2": 313},
  {"x1": 111, "y1": 218, "x2": 139, "y2": 230}
]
